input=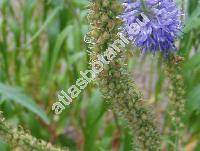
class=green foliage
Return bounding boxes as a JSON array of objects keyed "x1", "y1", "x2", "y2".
[
  {"x1": 184, "y1": 2, "x2": 200, "y2": 33},
  {"x1": 0, "y1": 0, "x2": 200, "y2": 150},
  {"x1": 0, "y1": 139, "x2": 10, "y2": 151},
  {"x1": 88, "y1": 0, "x2": 160, "y2": 150},
  {"x1": 0, "y1": 111, "x2": 65, "y2": 151},
  {"x1": 0, "y1": 83, "x2": 49, "y2": 124}
]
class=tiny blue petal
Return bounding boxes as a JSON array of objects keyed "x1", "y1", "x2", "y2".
[{"x1": 121, "y1": 0, "x2": 183, "y2": 57}]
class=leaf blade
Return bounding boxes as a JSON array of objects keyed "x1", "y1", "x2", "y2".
[{"x1": 0, "y1": 83, "x2": 50, "y2": 124}]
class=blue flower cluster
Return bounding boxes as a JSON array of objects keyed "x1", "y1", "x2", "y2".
[{"x1": 121, "y1": 0, "x2": 183, "y2": 56}]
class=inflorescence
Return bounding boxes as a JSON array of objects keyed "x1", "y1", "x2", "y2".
[
  {"x1": 0, "y1": 111, "x2": 66, "y2": 151},
  {"x1": 121, "y1": 0, "x2": 183, "y2": 57},
  {"x1": 87, "y1": 0, "x2": 161, "y2": 150}
]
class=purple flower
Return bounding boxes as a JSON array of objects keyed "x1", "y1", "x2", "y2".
[{"x1": 121, "y1": 0, "x2": 183, "y2": 56}]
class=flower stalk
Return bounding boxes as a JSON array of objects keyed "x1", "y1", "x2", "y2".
[
  {"x1": 0, "y1": 111, "x2": 66, "y2": 151},
  {"x1": 164, "y1": 55, "x2": 186, "y2": 149},
  {"x1": 87, "y1": 0, "x2": 161, "y2": 150}
]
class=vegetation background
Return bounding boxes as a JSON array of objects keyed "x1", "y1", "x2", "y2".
[{"x1": 0, "y1": 0, "x2": 200, "y2": 150}]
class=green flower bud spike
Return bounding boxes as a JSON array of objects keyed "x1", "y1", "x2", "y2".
[
  {"x1": 87, "y1": 0, "x2": 161, "y2": 150},
  {"x1": 164, "y1": 55, "x2": 186, "y2": 149},
  {"x1": 0, "y1": 111, "x2": 66, "y2": 151}
]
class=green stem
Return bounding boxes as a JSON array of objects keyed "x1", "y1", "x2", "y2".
[
  {"x1": 0, "y1": 0, "x2": 9, "y2": 82},
  {"x1": 140, "y1": 0, "x2": 149, "y2": 14}
]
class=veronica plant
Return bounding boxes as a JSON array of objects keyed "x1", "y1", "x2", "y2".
[
  {"x1": 0, "y1": 111, "x2": 65, "y2": 151},
  {"x1": 87, "y1": 0, "x2": 160, "y2": 150},
  {"x1": 121, "y1": 0, "x2": 185, "y2": 149},
  {"x1": 164, "y1": 55, "x2": 186, "y2": 149},
  {"x1": 121, "y1": 0, "x2": 183, "y2": 57}
]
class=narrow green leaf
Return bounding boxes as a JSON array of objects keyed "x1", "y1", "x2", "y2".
[
  {"x1": 49, "y1": 26, "x2": 71, "y2": 76},
  {"x1": 0, "y1": 139, "x2": 10, "y2": 151},
  {"x1": 0, "y1": 83, "x2": 50, "y2": 124},
  {"x1": 69, "y1": 52, "x2": 86, "y2": 64},
  {"x1": 184, "y1": 52, "x2": 200, "y2": 71},
  {"x1": 24, "y1": 6, "x2": 61, "y2": 47},
  {"x1": 184, "y1": 4, "x2": 200, "y2": 33},
  {"x1": 186, "y1": 85, "x2": 200, "y2": 113}
]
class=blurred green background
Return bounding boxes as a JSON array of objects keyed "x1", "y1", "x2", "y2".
[{"x1": 0, "y1": 0, "x2": 200, "y2": 150}]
